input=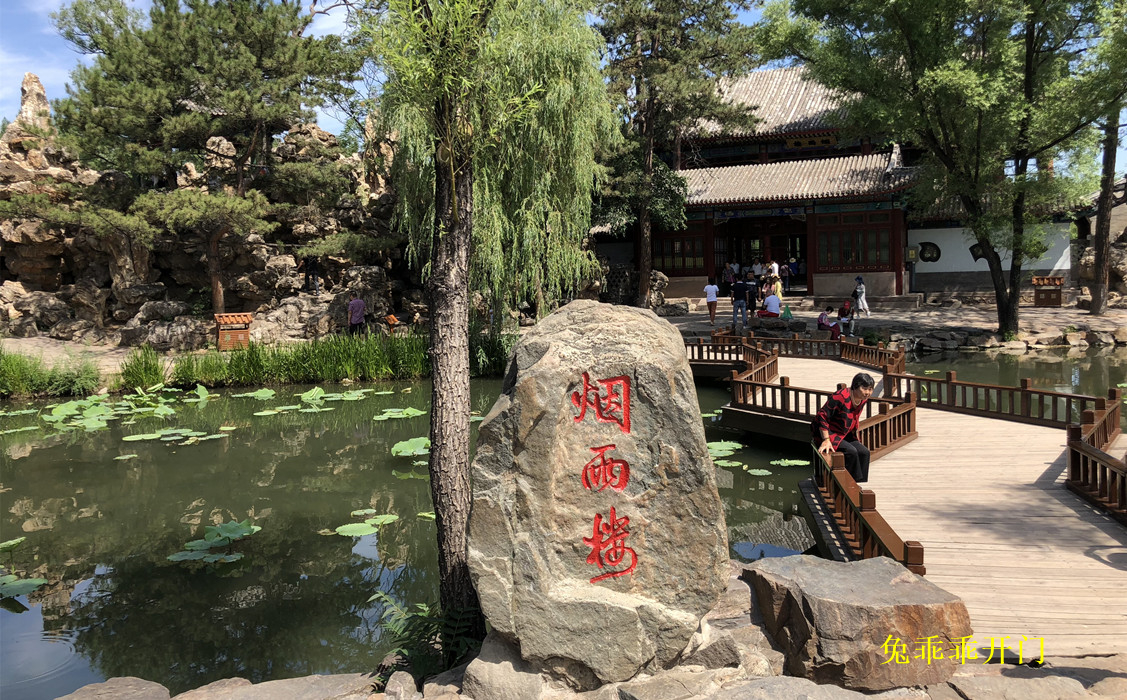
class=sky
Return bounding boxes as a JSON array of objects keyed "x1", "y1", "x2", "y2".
[{"x1": 0, "y1": 0, "x2": 1123, "y2": 180}]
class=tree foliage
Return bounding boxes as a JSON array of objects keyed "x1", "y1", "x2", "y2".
[
  {"x1": 360, "y1": 0, "x2": 614, "y2": 634},
  {"x1": 596, "y1": 0, "x2": 759, "y2": 305},
  {"x1": 760, "y1": 0, "x2": 1127, "y2": 333}
]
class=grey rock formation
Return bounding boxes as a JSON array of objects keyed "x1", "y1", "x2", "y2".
[
  {"x1": 745, "y1": 556, "x2": 972, "y2": 691},
  {"x1": 13, "y1": 290, "x2": 71, "y2": 329},
  {"x1": 462, "y1": 632, "x2": 551, "y2": 700},
  {"x1": 711, "y1": 675, "x2": 867, "y2": 699},
  {"x1": 947, "y1": 674, "x2": 1088, "y2": 699},
  {"x1": 57, "y1": 676, "x2": 171, "y2": 699},
  {"x1": 468, "y1": 299, "x2": 728, "y2": 689}
]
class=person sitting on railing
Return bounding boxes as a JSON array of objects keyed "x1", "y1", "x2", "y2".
[
  {"x1": 812, "y1": 372, "x2": 876, "y2": 483},
  {"x1": 817, "y1": 306, "x2": 841, "y2": 340}
]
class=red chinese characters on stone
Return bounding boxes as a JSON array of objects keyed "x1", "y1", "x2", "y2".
[
  {"x1": 571, "y1": 372, "x2": 631, "y2": 434},
  {"x1": 581, "y1": 444, "x2": 630, "y2": 493},
  {"x1": 582, "y1": 506, "x2": 637, "y2": 583}
]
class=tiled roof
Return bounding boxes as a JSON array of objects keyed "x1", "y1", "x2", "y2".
[
  {"x1": 699, "y1": 66, "x2": 846, "y2": 140},
  {"x1": 684, "y1": 149, "x2": 916, "y2": 206}
]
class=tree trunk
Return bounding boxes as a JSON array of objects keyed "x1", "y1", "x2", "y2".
[
  {"x1": 635, "y1": 121, "x2": 656, "y2": 308},
  {"x1": 1090, "y1": 101, "x2": 1121, "y2": 315},
  {"x1": 427, "y1": 120, "x2": 482, "y2": 635},
  {"x1": 208, "y1": 229, "x2": 227, "y2": 314}
]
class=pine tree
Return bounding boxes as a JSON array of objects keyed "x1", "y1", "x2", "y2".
[
  {"x1": 45, "y1": 0, "x2": 359, "y2": 313},
  {"x1": 361, "y1": 0, "x2": 614, "y2": 634},
  {"x1": 596, "y1": 0, "x2": 758, "y2": 306}
]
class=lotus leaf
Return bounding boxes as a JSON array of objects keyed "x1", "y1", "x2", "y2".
[
  {"x1": 391, "y1": 437, "x2": 431, "y2": 457},
  {"x1": 184, "y1": 539, "x2": 217, "y2": 550},
  {"x1": 713, "y1": 459, "x2": 741, "y2": 467},
  {"x1": 707, "y1": 440, "x2": 743, "y2": 458},
  {"x1": 0, "y1": 426, "x2": 38, "y2": 435},
  {"x1": 197, "y1": 434, "x2": 227, "y2": 441},
  {"x1": 153, "y1": 405, "x2": 177, "y2": 417},
  {"x1": 0, "y1": 575, "x2": 48, "y2": 597},
  {"x1": 412, "y1": 460, "x2": 428, "y2": 467},
  {"x1": 401, "y1": 387, "x2": 412, "y2": 393},
  {"x1": 351, "y1": 508, "x2": 378, "y2": 517},
  {"x1": 233, "y1": 388, "x2": 276, "y2": 400},
  {"x1": 0, "y1": 409, "x2": 37, "y2": 417},
  {"x1": 161, "y1": 436, "x2": 182, "y2": 441},
  {"x1": 122, "y1": 433, "x2": 162, "y2": 441},
  {"x1": 372, "y1": 391, "x2": 395, "y2": 395},
  {"x1": 392, "y1": 470, "x2": 429, "y2": 480},
  {"x1": 769, "y1": 459, "x2": 811, "y2": 467},
  {"x1": 253, "y1": 410, "x2": 280, "y2": 417},
  {"x1": 0, "y1": 537, "x2": 26, "y2": 553},
  {"x1": 335, "y1": 523, "x2": 378, "y2": 537},
  {"x1": 745, "y1": 468, "x2": 772, "y2": 476},
  {"x1": 298, "y1": 407, "x2": 335, "y2": 413},
  {"x1": 219, "y1": 426, "x2": 237, "y2": 431},
  {"x1": 167, "y1": 550, "x2": 209, "y2": 562},
  {"x1": 203, "y1": 553, "x2": 243, "y2": 564},
  {"x1": 470, "y1": 416, "x2": 485, "y2": 422},
  {"x1": 114, "y1": 454, "x2": 139, "y2": 461},
  {"x1": 364, "y1": 514, "x2": 399, "y2": 526},
  {"x1": 417, "y1": 512, "x2": 436, "y2": 520},
  {"x1": 300, "y1": 387, "x2": 326, "y2": 403},
  {"x1": 924, "y1": 369, "x2": 940, "y2": 375},
  {"x1": 206, "y1": 520, "x2": 260, "y2": 542},
  {"x1": 195, "y1": 385, "x2": 210, "y2": 400},
  {"x1": 275, "y1": 405, "x2": 302, "y2": 411}
]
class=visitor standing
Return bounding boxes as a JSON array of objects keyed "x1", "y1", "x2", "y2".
[
  {"x1": 703, "y1": 277, "x2": 719, "y2": 325},
  {"x1": 347, "y1": 292, "x2": 366, "y2": 335},
  {"x1": 812, "y1": 373, "x2": 876, "y2": 483},
  {"x1": 752, "y1": 259, "x2": 764, "y2": 278},
  {"x1": 298, "y1": 255, "x2": 321, "y2": 294},
  {"x1": 778, "y1": 262, "x2": 791, "y2": 293},
  {"x1": 731, "y1": 276, "x2": 749, "y2": 328},
  {"x1": 721, "y1": 260, "x2": 736, "y2": 296},
  {"x1": 768, "y1": 258, "x2": 779, "y2": 277},
  {"x1": 854, "y1": 276, "x2": 871, "y2": 317}
]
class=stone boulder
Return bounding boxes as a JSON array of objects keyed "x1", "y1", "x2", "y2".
[
  {"x1": 126, "y1": 301, "x2": 190, "y2": 326},
  {"x1": 654, "y1": 298, "x2": 690, "y2": 317},
  {"x1": 745, "y1": 556, "x2": 972, "y2": 691},
  {"x1": 327, "y1": 265, "x2": 393, "y2": 328},
  {"x1": 13, "y1": 290, "x2": 72, "y2": 329},
  {"x1": 120, "y1": 317, "x2": 211, "y2": 351},
  {"x1": 468, "y1": 299, "x2": 729, "y2": 689}
]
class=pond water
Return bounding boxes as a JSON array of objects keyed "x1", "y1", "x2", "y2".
[{"x1": 0, "y1": 378, "x2": 811, "y2": 700}]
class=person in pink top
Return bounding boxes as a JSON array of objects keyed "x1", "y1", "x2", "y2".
[{"x1": 347, "y1": 292, "x2": 366, "y2": 335}]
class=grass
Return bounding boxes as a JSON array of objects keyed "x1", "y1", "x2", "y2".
[
  {"x1": 119, "y1": 345, "x2": 166, "y2": 390},
  {"x1": 0, "y1": 347, "x2": 101, "y2": 398}
]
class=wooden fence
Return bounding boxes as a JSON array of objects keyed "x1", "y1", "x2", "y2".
[
  {"x1": 813, "y1": 449, "x2": 926, "y2": 575},
  {"x1": 884, "y1": 370, "x2": 1099, "y2": 429},
  {"x1": 709, "y1": 329, "x2": 906, "y2": 373},
  {"x1": 1066, "y1": 389, "x2": 1127, "y2": 525}
]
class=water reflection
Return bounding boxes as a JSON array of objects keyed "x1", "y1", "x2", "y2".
[{"x1": 1, "y1": 378, "x2": 806, "y2": 699}]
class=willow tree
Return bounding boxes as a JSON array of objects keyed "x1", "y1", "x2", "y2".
[{"x1": 361, "y1": 0, "x2": 614, "y2": 625}]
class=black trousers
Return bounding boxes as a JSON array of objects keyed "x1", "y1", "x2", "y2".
[{"x1": 838, "y1": 439, "x2": 870, "y2": 483}]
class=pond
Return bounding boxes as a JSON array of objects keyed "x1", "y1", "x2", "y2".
[{"x1": 0, "y1": 378, "x2": 812, "y2": 700}]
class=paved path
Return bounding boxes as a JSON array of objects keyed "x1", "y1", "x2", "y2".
[{"x1": 776, "y1": 357, "x2": 1127, "y2": 659}]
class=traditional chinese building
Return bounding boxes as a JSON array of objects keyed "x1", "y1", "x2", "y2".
[{"x1": 598, "y1": 66, "x2": 1073, "y2": 299}]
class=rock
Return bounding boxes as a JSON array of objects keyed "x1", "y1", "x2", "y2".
[
  {"x1": 71, "y1": 278, "x2": 111, "y2": 326},
  {"x1": 0, "y1": 280, "x2": 28, "y2": 304},
  {"x1": 170, "y1": 673, "x2": 378, "y2": 700},
  {"x1": 616, "y1": 667, "x2": 739, "y2": 700},
  {"x1": 171, "y1": 678, "x2": 253, "y2": 698},
  {"x1": 127, "y1": 301, "x2": 190, "y2": 326},
  {"x1": 946, "y1": 674, "x2": 1087, "y2": 699},
  {"x1": 462, "y1": 632, "x2": 549, "y2": 700},
  {"x1": 13, "y1": 290, "x2": 71, "y2": 329},
  {"x1": 400, "y1": 288, "x2": 428, "y2": 316},
  {"x1": 116, "y1": 283, "x2": 167, "y2": 307},
  {"x1": 682, "y1": 568, "x2": 784, "y2": 679},
  {"x1": 654, "y1": 299, "x2": 690, "y2": 317},
  {"x1": 8, "y1": 315, "x2": 38, "y2": 337},
  {"x1": 916, "y1": 337, "x2": 944, "y2": 352},
  {"x1": 58, "y1": 676, "x2": 171, "y2": 699},
  {"x1": 327, "y1": 266, "x2": 393, "y2": 329},
  {"x1": 1089, "y1": 676, "x2": 1127, "y2": 696},
  {"x1": 467, "y1": 299, "x2": 728, "y2": 688},
  {"x1": 1064, "y1": 332, "x2": 1088, "y2": 347},
  {"x1": 710, "y1": 675, "x2": 867, "y2": 699},
  {"x1": 423, "y1": 661, "x2": 469, "y2": 697},
  {"x1": 1088, "y1": 331, "x2": 1116, "y2": 347},
  {"x1": 968, "y1": 334, "x2": 999, "y2": 348},
  {"x1": 385, "y1": 671, "x2": 423, "y2": 700},
  {"x1": 745, "y1": 555, "x2": 972, "y2": 691},
  {"x1": 760, "y1": 318, "x2": 788, "y2": 331},
  {"x1": 1114, "y1": 327, "x2": 1127, "y2": 344},
  {"x1": 1000, "y1": 340, "x2": 1028, "y2": 351},
  {"x1": 48, "y1": 318, "x2": 94, "y2": 341}
]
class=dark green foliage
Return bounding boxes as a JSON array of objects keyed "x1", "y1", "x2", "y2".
[
  {"x1": 0, "y1": 348, "x2": 101, "y2": 398},
  {"x1": 469, "y1": 323, "x2": 517, "y2": 378},
  {"x1": 119, "y1": 345, "x2": 166, "y2": 390},
  {"x1": 369, "y1": 591, "x2": 483, "y2": 682}
]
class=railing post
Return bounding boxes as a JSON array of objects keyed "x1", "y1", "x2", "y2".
[
  {"x1": 781, "y1": 376, "x2": 791, "y2": 412},
  {"x1": 906, "y1": 391, "x2": 917, "y2": 435},
  {"x1": 1020, "y1": 378, "x2": 1032, "y2": 417},
  {"x1": 860, "y1": 490, "x2": 876, "y2": 511},
  {"x1": 905, "y1": 541, "x2": 925, "y2": 575},
  {"x1": 945, "y1": 371, "x2": 957, "y2": 406}
]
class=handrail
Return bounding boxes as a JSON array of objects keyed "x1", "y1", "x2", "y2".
[
  {"x1": 1065, "y1": 389, "x2": 1126, "y2": 524},
  {"x1": 813, "y1": 449, "x2": 925, "y2": 575},
  {"x1": 884, "y1": 370, "x2": 1099, "y2": 429}
]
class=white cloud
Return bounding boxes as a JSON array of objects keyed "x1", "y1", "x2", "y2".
[{"x1": 307, "y1": 5, "x2": 350, "y2": 38}]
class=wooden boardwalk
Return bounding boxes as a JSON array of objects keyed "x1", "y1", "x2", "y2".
[{"x1": 773, "y1": 357, "x2": 1127, "y2": 658}]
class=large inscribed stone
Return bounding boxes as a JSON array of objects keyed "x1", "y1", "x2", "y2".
[{"x1": 467, "y1": 300, "x2": 728, "y2": 689}]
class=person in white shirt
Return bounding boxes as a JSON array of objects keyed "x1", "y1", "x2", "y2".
[
  {"x1": 752, "y1": 260, "x2": 764, "y2": 278},
  {"x1": 703, "y1": 277, "x2": 719, "y2": 325},
  {"x1": 768, "y1": 258, "x2": 779, "y2": 277},
  {"x1": 757, "y1": 291, "x2": 782, "y2": 317}
]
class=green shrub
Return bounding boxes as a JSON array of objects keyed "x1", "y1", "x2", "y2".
[
  {"x1": 0, "y1": 348, "x2": 101, "y2": 398},
  {"x1": 119, "y1": 345, "x2": 165, "y2": 390}
]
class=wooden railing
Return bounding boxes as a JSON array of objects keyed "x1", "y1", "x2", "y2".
[
  {"x1": 884, "y1": 370, "x2": 1099, "y2": 429},
  {"x1": 813, "y1": 449, "x2": 926, "y2": 575},
  {"x1": 1066, "y1": 389, "x2": 1127, "y2": 525},
  {"x1": 702, "y1": 330, "x2": 906, "y2": 374}
]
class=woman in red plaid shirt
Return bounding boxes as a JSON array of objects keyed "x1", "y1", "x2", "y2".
[{"x1": 812, "y1": 373, "x2": 875, "y2": 482}]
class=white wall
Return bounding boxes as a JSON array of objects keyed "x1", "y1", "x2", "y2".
[{"x1": 908, "y1": 224, "x2": 1071, "y2": 274}]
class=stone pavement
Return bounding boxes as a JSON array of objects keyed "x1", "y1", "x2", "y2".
[{"x1": 663, "y1": 297, "x2": 1127, "y2": 341}]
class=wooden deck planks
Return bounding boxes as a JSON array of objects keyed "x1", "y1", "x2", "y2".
[{"x1": 768, "y1": 357, "x2": 1127, "y2": 658}]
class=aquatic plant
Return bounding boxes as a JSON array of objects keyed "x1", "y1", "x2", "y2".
[
  {"x1": 0, "y1": 347, "x2": 100, "y2": 398},
  {"x1": 369, "y1": 591, "x2": 483, "y2": 683},
  {"x1": 120, "y1": 345, "x2": 166, "y2": 390},
  {"x1": 167, "y1": 519, "x2": 261, "y2": 564}
]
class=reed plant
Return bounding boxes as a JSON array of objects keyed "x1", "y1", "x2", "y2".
[
  {"x1": 0, "y1": 347, "x2": 101, "y2": 398},
  {"x1": 119, "y1": 345, "x2": 165, "y2": 390},
  {"x1": 170, "y1": 351, "x2": 230, "y2": 387}
]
